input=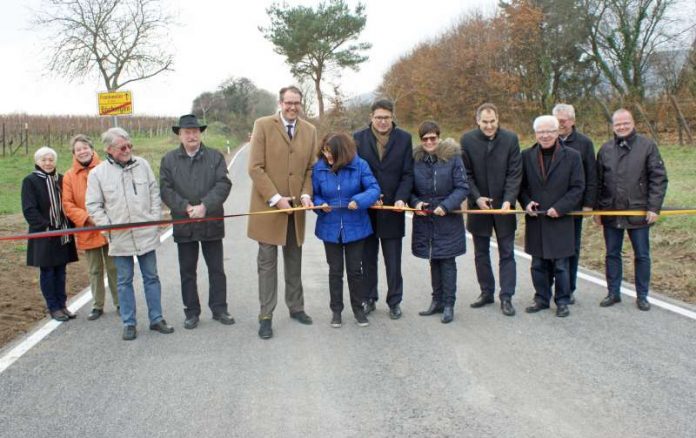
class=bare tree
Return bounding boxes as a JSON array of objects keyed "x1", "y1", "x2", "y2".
[
  {"x1": 580, "y1": 0, "x2": 691, "y2": 103},
  {"x1": 34, "y1": 0, "x2": 174, "y2": 91}
]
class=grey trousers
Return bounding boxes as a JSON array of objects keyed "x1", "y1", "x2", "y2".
[
  {"x1": 257, "y1": 216, "x2": 304, "y2": 319},
  {"x1": 85, "y1": 244, "x2": 119, "y2": 310}
]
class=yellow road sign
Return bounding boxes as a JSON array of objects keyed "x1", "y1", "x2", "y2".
[{"x1": 98, "y1": 91, "x2": 133, "y2": 116}]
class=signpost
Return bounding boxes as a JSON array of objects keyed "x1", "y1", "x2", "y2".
[{"x1": 98, "y1": 91, "x2": 133, "y2": 127}]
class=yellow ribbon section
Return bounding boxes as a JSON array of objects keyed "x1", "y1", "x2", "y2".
[{"x1": 367, "y1": 205, "x2": 696, "y2": 216}]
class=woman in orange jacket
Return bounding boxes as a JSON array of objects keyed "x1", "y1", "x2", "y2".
[{"x1": 62, "y1": 134, "x2": 119, "y2": 320}]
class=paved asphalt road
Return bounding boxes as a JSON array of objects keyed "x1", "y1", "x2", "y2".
[{"x1": 1, "y1": 145, "x2": 695, "y2": 437}]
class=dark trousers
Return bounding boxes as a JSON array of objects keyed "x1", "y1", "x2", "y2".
[
  {"x1": 363, "y1": 234, "x2": 403, "y2": 307},
  {"x1": 531, "y1": 256, "x2": 571, "y2": 305},
  {"x1": 324, "y1": 239, "x2": 365, "y2": 314},
  {"x1": 430, "y1": 257, "x2": 457, "y2": 306},
  {"x1": 568, "y1": 217, "x2": 583, "y2": 294},
  {"x1": 472, "y1": 232, "x2": 516, "y2": 299},
  {"x1": 603, "y1": 226, "x2": 651, "y2": 299},
  {"x1": 39, "y1": 264, "x2": 67, "y2": 312},
  {"x1": 177, "y1": 239, "x2": 227, "y2": 318}
]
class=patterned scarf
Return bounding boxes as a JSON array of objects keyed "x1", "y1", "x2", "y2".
[
  {"x1": 371, "y1": 125, "x2": 391, "y2": 160},
  {"x1": 32, "y1": 165, "x2": 70, "y2": 244}
]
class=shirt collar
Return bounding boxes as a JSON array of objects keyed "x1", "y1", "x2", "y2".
[{"x1": 279, "y1": 112, "x2": 296, "y2": 128}]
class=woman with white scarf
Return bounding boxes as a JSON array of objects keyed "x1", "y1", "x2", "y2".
[{"x1": 21, "y1": 146, "x2": 78, "y2": 321}]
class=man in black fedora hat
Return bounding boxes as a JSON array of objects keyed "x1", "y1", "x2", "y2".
[{"x1": 160, "y1": 114, "x2": 234, "y2": 329}]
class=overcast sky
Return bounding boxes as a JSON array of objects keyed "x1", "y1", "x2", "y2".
[{"x1": 0, "y1": 0, "x2": 496, "y2": 116}]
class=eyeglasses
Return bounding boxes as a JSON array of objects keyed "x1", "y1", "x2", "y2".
[
  {"x1": 321, "y1": 146, "x2": 332, "y2": 154},
  {"x1": 283, "y1": 101, "x2": 302, "y2": 107},
  {"x1": 114, "y1": 143, "x2": 133, "y2": 152},
  {"x1": 421, "y1": 135, "x2": 438, "y2": 143},
  {"x1": 535, "y1": 130, "x2": 557, "y2": 136},
  {"x1": 373, "y1": 115, "x2": 392, "y2": 121}
]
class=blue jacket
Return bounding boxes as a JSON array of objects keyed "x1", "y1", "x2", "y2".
[
  {"x1": 410, "y1": 139, "x2": 469, "y2": 259},
  {"x1": 312, "y1": 155, "x2": 381, "y2": 244}
]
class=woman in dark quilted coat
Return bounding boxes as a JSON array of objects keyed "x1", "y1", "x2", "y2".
[{"x1": 410, "y1": 121, "x2": 469, "y2": 323}]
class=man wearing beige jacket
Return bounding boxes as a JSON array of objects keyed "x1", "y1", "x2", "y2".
[
  {"x1": 86, "y1": 127, "x2": 174, "y2": 341},
  {"x1": 248, "y1": 86, "x2": 317, "y2": 339}
]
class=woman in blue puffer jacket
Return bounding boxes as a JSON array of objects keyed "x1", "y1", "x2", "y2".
[
  {"x1": 313, "y1": 133, "x2": 380, "y2": 328},
  {"x1": 411, "y1": 121, "x2": 469, "y2": 323}
]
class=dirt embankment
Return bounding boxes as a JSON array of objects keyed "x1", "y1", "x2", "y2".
[{"x1": 0, "y1": 214, "x2": 89, "y2": 346}]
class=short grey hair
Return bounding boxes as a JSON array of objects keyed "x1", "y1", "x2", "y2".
[
  {"x1": 612, "y1": 108, "x2": 633, "y2": 122},
  {"x1": 34, "y1": 146, "x2": 57, "y2": 163},
  {"x1": 70, "y1": 134, "x2": 94, "y2": 152},
  {"x1": 552, "y1": 103, "x2": 575, "y2": 120},
  {"x1": 101, "y1": 127, "x2": 131, "y2": 148},
  {"x1": 533, "y1": 115, "x2": 559, "y2": 132}
]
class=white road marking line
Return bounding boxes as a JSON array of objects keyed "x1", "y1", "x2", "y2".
[{"x1": 0, "y1": 143, "x2": 249, "y2": 374}]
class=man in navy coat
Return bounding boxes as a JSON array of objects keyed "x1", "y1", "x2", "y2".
[
  {"x1": 553, "y1": 104, "x2": 597, "y2": 304},
  {"x1": 353, "y1": 99, "x2": 414, "y2": 319},
  {"x1": 460, "y1": 103, "x2": 522, "y2": 316}
]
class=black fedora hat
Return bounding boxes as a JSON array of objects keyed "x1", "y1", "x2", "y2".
[{"x1": 172, "y1": 114, "x2": 207, "y2": 134}]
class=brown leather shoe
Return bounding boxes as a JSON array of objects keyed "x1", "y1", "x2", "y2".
[
  {"x1": 62, "y1": 308, "x2": 77, "y2": 319},
  {"x1": 50, "y1": 309, "x2": 69, "y2": 322}
]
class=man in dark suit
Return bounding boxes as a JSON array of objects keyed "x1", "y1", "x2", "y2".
[
  {"x1": 460, "y1": 103, "x2": 522, "y2": 316},
  {"x1": 353, "y1": 99, "x2": 414, "y2": 319},
  {"x1": 519, "y1": 115, "x2": 585, "y2": 317},
  {"x1": 553, "y1": 104, "x2": 597, "y2": 304}
]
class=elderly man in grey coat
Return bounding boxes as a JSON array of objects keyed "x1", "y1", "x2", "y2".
[
  {"x1": 160, "y1": 114, "x2": 234, "y2": 329},
  {"x1": 86, "y1": 127, "x2": 174, "y2": 341}
]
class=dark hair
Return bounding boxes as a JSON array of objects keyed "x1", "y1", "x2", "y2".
[
  {"x1": 279, "y1": 86, "x2": 303, "y2": 101},
  {"x1": 370, "y1": 98, "x2": 394, "y2": 113},
  {"x1": 70, "y1": 134, "x2": 94, "y2": 152},
  {"x1": 418, "y1": 120, "x2": 440, "y2": 139},
  {"x1": 475, "y1": 102, "x2": 499, "y2": 120},
  {"x1": 317, "y1": 132, "x2": 356, "y2": 172}
]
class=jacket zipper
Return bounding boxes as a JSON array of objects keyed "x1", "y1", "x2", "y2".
[
  {"x1": 337, "y1": 174, "x2": 344, "y2": 241},
  {"x1": 429, "y1": 167, "x2": 437, "y2": 260}
]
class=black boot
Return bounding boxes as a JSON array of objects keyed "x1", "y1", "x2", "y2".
[
  {"x1": 470, "y1": 294, "x2": 494, "y2": 308},
  {"x1": 441, "y1": 306, "x2": 454, "y2": 324},
  {"x1": 419, "y1": 300, "x2": 444, "y2": 316}
]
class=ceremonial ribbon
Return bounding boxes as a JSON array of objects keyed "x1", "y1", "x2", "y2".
[{"x1": 2, "y1": 205, "x2": 695, "y2": 242}]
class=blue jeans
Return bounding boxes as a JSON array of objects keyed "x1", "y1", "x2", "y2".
[
  {"x1": 603, "y1": 226, "x2": 651, "y2": 299},
  {"x1": 39, "y1": 264, "x2": 67, "y2": 312},
  {"x1": 113, "y1": 250, "x2": 163, "y2": 327},
  {"x1": 530, "y1": 256, "x2": 571, "y2": 305}
]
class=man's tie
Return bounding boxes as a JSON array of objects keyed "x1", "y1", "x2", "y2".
[{"x1": 287, "y1": 124, "x2": 293, "y2": 140}]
